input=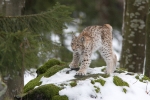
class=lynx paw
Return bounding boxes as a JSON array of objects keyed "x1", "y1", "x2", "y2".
[
  {"x1": 69, "y1": 62, "x2": 79, "y2": 69},
  {"x1": 75, "y1": 69, "x2": 87, "y2": 76}
]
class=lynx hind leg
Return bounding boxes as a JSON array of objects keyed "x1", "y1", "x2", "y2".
[
  {"x1": 106, "y1": 59, "x2": 116, "y2": 74},
  {"x1": 99, "y1": 49, "x2": 117, "y2": 74},
  {"x1": 112, "y1": 54, "x2": 117, "y2": 71},
  {"x1": 69, "y1": 52, "x2": 80, "y2": 70},
  {"x1": 106, "y1": 55, "x2": 117, "y2": 74}
]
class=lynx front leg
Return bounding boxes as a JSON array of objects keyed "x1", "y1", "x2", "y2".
[
  {"x1": 69, "y1": 52, "x2": 80, "y2": 70},
  {"x1": 76, "y1": 50, "x2": 92, "y2": 76}
]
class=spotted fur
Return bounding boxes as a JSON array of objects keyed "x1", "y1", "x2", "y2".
[{"x1": 69, "y1": 24, "x2": 117, "y2": 75}]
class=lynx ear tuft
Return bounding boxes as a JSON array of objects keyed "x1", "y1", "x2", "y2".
[{"x1": 72, "y1": 33, "x2": 76, "y2": 39}]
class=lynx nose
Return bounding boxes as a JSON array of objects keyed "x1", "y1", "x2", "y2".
[{"x1": 72, "y1": 46, "x2": 76, "y2": 51}]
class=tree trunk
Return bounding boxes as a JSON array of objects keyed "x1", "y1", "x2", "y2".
[
  {"x1": 0, "y1": 0, "x2": 3, "y2": 15},
  {"x1": 145, "y1": 2, "x2": 150, "y2": 77},
  {"x1": 2, "y1": 74, "x2": 24, "y2": 100},
  {"x1": 120, "y1": 0, "x2": 149, "y2": 73},
  {"x1": 4, "y1": 0, "x2": 25, "y2": 16},
  {"x1": 2, "y1": 0, "x2": 25, "y2": 100}
]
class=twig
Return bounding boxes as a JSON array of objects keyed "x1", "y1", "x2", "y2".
[
  {"x1": 145, "y1": 82, "x2": 150, "y2": 94},
  {"x1": 133, "y1": 80, "x2": 138, "y2": 84}
]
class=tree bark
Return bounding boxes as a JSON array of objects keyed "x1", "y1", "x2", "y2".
[
  {"x1": 0, "y1": 0, "x2": 3, "y2": 14},
  {"x1": 145, "y1": 2, "x2": 150, "y2": 77},
  {"x1": 2, "y1": 0, "x2": 25, "y2": 99},
  {"x1": 4, "y1": 0, "x2": 25, "y2": 16},
  {"x1": 120, "y1": 0, "x2": 149, "y2": 73}
]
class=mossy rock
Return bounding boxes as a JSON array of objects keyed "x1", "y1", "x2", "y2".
[
  {"x1": 24, "y1": 84, "x2": 61, "y2": 100},
  {"x1": 23, "y1": 75, "x2": 43, "y2": 93},
  {"x1": 52, "y1": 95, "x2": 68, "y2": 100},
  {"x1": 24, "y1": 64, "x2": 67, "y2": 93},
  {"x1": 24, "y1": 59, "x2": 67, "y2": 93},
  {"x1": 113, "y1": 76, "x2": 129, "y2": 87},
  {"x1": 44, "y1": 64, "x2": 67, "y2": 77},
  {"x1": 36, "y1": 58, "x2": 65, "y2": 76}
]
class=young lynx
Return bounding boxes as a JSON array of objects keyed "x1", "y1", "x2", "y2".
[{"x1": 69, "y1": 24, "x2": 117, "y2": 75}]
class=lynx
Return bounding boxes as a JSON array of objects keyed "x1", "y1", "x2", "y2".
[{"x1": 69, "y1": 24, "x2": 117, "y2": 75}]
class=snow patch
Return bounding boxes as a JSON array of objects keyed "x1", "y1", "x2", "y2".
[
  {"x1": 25, "y1": 66, "x2": 150, "y2": 100},
  {"x1": 24, "y1": 68, "x2": 37, "y2": 85}
]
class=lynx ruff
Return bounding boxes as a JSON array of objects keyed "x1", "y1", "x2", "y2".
[{"x1": 69, "y1": 24, "x2": 117, "y2": 75}]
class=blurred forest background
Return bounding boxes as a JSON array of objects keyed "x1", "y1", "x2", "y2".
[
  {"x1": 1, "y1": 0, "x2": 150, "y2": 100},
  {"x1": 23, "y1": 0, "x2": 123, "y2": 65},
  {"x1": 0, "y1": 0, "x2": 124, "y2": 68}
]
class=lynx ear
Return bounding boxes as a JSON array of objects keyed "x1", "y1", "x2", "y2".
[{"x1": 72, "y1": 34, "x2": 76, "y2": 39}]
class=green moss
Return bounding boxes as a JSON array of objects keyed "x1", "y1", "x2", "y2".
[
  {"x1": 52, "y1": 95, "x2": 68, "y2": 100},
  {"x1": 23, "y1": 75, "x2": 42, "y2": 93},
  {"x1": 94, "y1": 86, "x2": 100, "y2": 93},
  {"x1": 24, "y1": 59, "x2": 67, "y2": 93},
  {"x1": 142, "y1": 75, "x2": 150, "y2": 81},
  {"x1": 95, "y1": 78, "x2": 106, "y2": 86},
  {"x1": 70, "y1": 81, "x2": 77, "y2": 87},
  {"x1": 101, "y1": 68, "x2": 106, "y2": 72},
  {"x1": 36, "y1": 58, "x2": 64, "y2": 75},
  {"x1": 44, "y1": 64, "x2": 67, "y2": 77},
  {"x1": 101, "y1": 74, "x2": 110, "y2": 78},
  {"x1": 113, "y1": 76, "x2": 129, "y2": 87},
  {"x1": 123, "y1": 88, "x2": 127, "y2": 93},
  {"x1": 91, "y1": 78, "x2": 106, "y2": 86},
  {"x1": 135, "y1": 75, "x2": 150, "y2": 82},
  {"x1": 135, "y1": 75, "x2": 139, "y2": 79},
  {"x1": 115, "y1": 68, "x2": 127, "y2": 73},
  {"x1": 91, "y1": 80, "x2": 95, "y2": 84},
  {"x1": 26, "y1": 84, "x2": 61, "y2": 100}
]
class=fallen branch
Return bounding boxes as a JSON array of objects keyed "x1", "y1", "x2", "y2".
[{"x1": 145, "y1": 82, "x2": 150, "y2": 94}]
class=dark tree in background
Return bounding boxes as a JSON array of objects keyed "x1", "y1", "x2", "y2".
[
  {"x1": 145, "y1": 2, "x2": 150, "y2": 77},
  {"x1": 0, "y1": 0, "x2": 26, "y2": 99},
  {"x1": 4, "y1": 0, "x2": 25, "y2": 16},
  {"x1": 120, "y1": 0, "x2": 149, "y2": 73},
  {"x1": 23, "y1": 0, "x2": 123, "y2": 30}
]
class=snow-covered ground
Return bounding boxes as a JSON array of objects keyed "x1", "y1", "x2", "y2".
[
  {"x1": 24, "y1": 68, "x2": 37, "y2": 85},
  {"x1": 38, "y1": 66, "x2": 150, "y2": 100}
]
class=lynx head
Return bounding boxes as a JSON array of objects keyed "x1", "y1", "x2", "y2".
[{"x1": 71, "y1": 34, "x2": 84, "y2": 53}]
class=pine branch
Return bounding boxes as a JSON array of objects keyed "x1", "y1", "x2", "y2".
[
  {"x1": 0, "y1": 3, "x2": 73, "y2": 33},
  {"x1": 0, "y1": 3, "x2": 73, "y2": 75}
]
